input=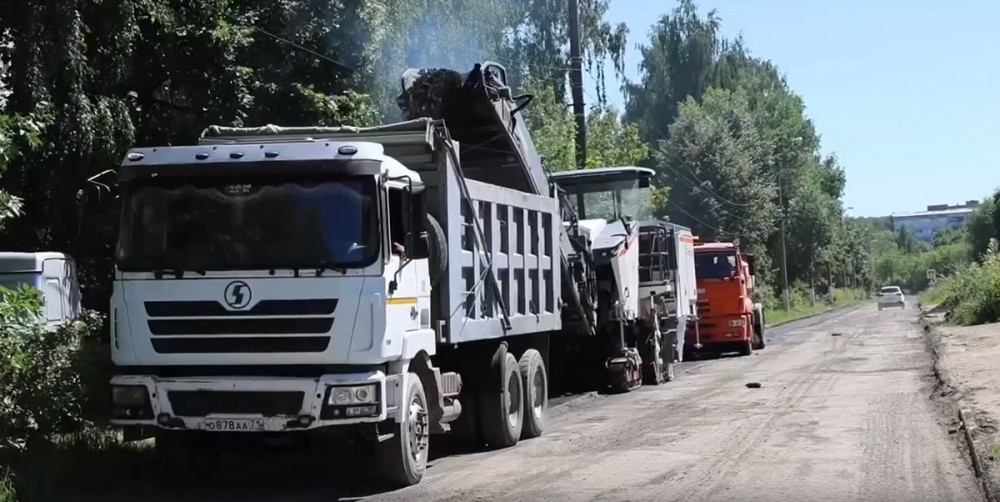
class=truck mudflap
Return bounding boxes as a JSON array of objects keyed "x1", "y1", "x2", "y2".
[{"x1": 109, "y1": 371, "x2": 407, "y2": 432}]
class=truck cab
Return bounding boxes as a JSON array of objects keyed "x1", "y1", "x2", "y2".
[
  {"x1": 687, "y1": 240, "x2": 765, "y2": 357},
  {"x1": 109, "y1": 139, "x2": 442, "y2": 484}
]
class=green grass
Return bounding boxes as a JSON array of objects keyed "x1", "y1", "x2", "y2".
[
  {"x1": 919, "y1": 285, "x2": 948, "y2": 308},
  {"x1": 764, "y1": 289, "x2": 863, "y2": 327},
  {"x1": 0, "y1": 469, "x2": 17, "y2": 502}
]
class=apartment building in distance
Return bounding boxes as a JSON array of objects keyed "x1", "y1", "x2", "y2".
[{"x1": 891, "y1": 200, "x2": 980, "y2": 245}]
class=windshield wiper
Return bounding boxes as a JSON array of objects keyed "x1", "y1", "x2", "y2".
[
  {"x1": 314, "y1": 261, "x2": 348, "y2": 277},
  {"x1": 151, "y1": 268, "x2": 206, "y2": 279}
]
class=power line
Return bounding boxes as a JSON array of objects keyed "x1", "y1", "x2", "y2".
[{"x1": 235, "y1": 19, "x2": 354, "y2": 72}]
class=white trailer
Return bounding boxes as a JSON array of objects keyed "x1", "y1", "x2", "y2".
[{"x1": 107, "y1": 64, "x2": 596, "y2": 487}]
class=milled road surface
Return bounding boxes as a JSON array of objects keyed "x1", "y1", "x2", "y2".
[
  {"x1": 84, "y1": 304, "x2": 983, "y2": 502},
  {"x1": 374, "y1": 305, "x2": 982, "y2": 502}
]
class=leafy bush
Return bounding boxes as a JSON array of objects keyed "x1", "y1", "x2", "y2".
[
  {"x1": 875, "y1": 242, "x2": 971, "y2": 293},
  {"x1": 0, "y1": 285, "x2": 105, "y2": 449},
  {"x1": 930, "y1": 239, "x2": 1000, "y2": 325},
  {"x1": 0, "y1": 284, "x2": 106, "y2": 500}
]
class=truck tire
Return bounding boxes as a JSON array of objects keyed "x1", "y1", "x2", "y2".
[
  {"x1": 376, "y1": 374, "x2": 429, "y2": 487},
  {"x1": 518, "y1": 349, "x2": 547, "y2": 439},
  {"x1": 426, "y1": 214, "x2": 447, "y2": 288},
  {"x1": 752, "y1": 314, "x2": 766, "y2": 350},
  {"x1": 478, "y1": 348, "x2": 523, "y2": 449},
  {"x1": 737, "y1": 335, "x2": 753, "y2": 356},
  {"x1": 155, "y1": 430, "x2": 218, "y2": 486}
]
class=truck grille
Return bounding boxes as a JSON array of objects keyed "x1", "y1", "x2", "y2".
[
  {"x1": 145, "y1": 299, "x2": 338, "y2": 354},
  {"x1": 167, "y1": 390, "x2": 305, "y2": 417}
]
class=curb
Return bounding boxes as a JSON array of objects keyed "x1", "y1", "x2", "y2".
[
  {"x1": 959, "y1": 408, "x2": 994, "y2": 502},
  {"x1": 922, "y1": 316, "x2": 996, "y2": 502}
]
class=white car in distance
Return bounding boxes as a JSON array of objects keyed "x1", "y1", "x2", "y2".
[{"x1": 877, "y1": 285, "x2": 906, "y2": 311}]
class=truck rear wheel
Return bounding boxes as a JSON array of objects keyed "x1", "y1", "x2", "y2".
[
  {"x1": 478, "y1": 348, "x2": 523, "y2": 449},
  {"x1": 376, "y1": 374, "x2": 429, "y2": 487},
  {"x1": 518, "y1": 349, "x2": 547, "y2": 439}
]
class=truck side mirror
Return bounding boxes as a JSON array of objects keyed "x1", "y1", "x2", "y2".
[{"x1": 745, "y1": 253, "x2": 756, "y2": 276}]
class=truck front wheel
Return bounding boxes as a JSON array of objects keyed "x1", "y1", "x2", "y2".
[
  {"x1": 737, "y1": 335, "x2": 753, "y2": 356},
  {"x1": 751, "y1": 315, "x2": 766, "y2": 350},
  {"x1": 376, "y1": 374, "x2": 429, "y2": 487}
]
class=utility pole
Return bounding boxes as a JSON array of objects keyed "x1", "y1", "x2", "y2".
[
  {"x1": 778, "y1": 171, "x2": 790, "y2": 310},
  {"x1": 568, "y1": 0, "x2": 587, "y2": 168}
]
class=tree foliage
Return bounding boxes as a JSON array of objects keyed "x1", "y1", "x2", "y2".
[
  {"x1": 0, "y1": 0, "x2": 872, "y2": 316},
  {"x1": 624, "y1": 0, "x2": 858, "y2": 303}
]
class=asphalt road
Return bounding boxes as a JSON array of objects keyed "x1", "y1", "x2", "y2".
[{"x1": 81, "y1": 304, "x2": 984, "y2": 502}]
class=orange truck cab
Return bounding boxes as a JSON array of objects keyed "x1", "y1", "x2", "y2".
[{"x1": 685, "y1": 239, "x2": 766, "y2": 358}]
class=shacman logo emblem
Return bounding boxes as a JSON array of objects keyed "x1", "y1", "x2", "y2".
[{"x1": 224, "y1": 280, "x2": 252, "y2": 309}]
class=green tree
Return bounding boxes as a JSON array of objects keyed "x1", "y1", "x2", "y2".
[
  {"x1": 894, "y1": 228, "x2": 922, "y2": 254},
  {"x1": 933, "y1": 226, "x2": 967, "y2": 248},
  {"x1": 968, "y1": 194, "x2": 999, "y2": 259},
  {"x1": 625, "y1": 0, "x2": 854, "y2": 304}
]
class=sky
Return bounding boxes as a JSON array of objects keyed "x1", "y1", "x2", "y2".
[{"x1": 588, "y1": 0, "x2": 1000, "y2": 217}]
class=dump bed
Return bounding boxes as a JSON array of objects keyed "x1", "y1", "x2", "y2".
[{"x1": 200, "y1": 119, "x2": 562, "y2": 344}]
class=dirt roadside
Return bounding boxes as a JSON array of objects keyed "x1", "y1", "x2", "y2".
[{"x1": 923, "y1": 308, "x2": 1000, "y2": 502}]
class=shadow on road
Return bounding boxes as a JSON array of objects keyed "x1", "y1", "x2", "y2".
[{"x1": 61, "y1": 444, "x2": 427, "y2": 502}]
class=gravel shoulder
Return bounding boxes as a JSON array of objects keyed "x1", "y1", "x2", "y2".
[{"x1": 926, "y1": 310, "x2": 1000, "y2": 500}]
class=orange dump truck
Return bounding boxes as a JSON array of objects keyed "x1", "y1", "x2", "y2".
[{"x1": 685, "y1": 239, "x2": 765, "y2": 358}]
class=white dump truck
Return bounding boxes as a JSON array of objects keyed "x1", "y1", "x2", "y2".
[{"x1": 106, "y1": 63, "x2": 683, "y2": 486}]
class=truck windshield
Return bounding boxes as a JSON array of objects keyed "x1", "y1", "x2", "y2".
[
  {"x1": 116, "y1": 176, "x2": 380, "y2": 272},
  {"x1": 567, "y1": 180, "x2": 653, "y2": 221},
  {"x1": 694, "y1": 251, "x2": 737, "y2": 280}
]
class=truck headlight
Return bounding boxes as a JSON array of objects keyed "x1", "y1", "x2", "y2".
[
  {"x1": 327, "y1": 384, "x2": 377, "y2": 405},
  {"x1": 111, "y1": 385, "x2": 153, "y2": 420},
  {"x1": 728, "y1": 319, "x2": 745, "y2": 327},
  {"x1": 112, "y1": 385, "x2": 150, "y2": 406}
]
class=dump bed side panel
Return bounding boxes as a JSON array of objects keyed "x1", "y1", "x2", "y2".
[{"x1": 440, "y1": 169, "x2": 561, "y2": 344}]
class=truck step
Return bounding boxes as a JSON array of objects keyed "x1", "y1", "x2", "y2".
[{"x1": 439, "y1": 371, "x2": 462, "y2": 398}]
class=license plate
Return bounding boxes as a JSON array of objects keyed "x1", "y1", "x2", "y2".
[{"x1": 200, "y1": 418, "x2": 265, "y2": 432}]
